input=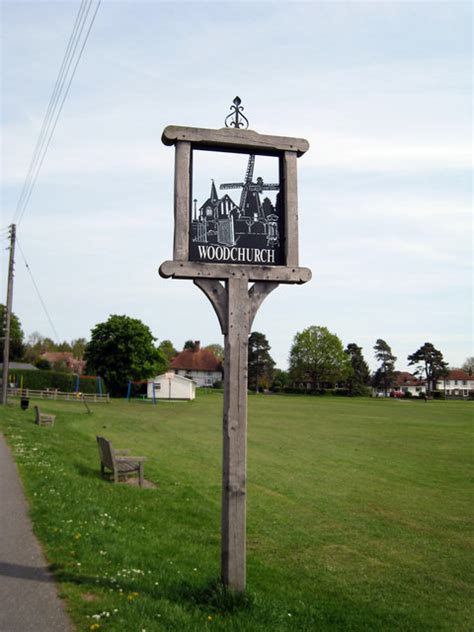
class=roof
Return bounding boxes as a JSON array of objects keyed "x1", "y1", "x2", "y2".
[
  {"x1": 41, "y1": 352, "x2": 74, "y2": 362},
  {"x1": 171, "y1": 348, "x2": 223, "y2": 372},
  {"x1": 0, "y1": 362, "x2": 38, "y2": 371},
  {"x1": 444, "y1": 369, "x2": 473, "y2": 381},
  {"x1": 394, "y1": 372, "x2": 423, "y2": 387},
  {"x1": 150, "y1": 373, "x2": 195, "y2": 384}
]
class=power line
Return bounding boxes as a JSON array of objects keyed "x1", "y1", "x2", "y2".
[
  {"x1": 13, "y1": 0, "x2": 91, "y2": 223},
  {"x1": 16, "y1": 238, "x2": 61, "y2": 343},
  {"x1": 13, "y1": 0, "x2": 102, "y2": 227}
]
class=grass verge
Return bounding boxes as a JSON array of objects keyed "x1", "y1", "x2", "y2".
[{"x1": 0, "y1": 394, "x2": 472, "y2": 630}]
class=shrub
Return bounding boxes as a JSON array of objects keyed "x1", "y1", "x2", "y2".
[
  {"x1": 9, "y1": 370, "x2": 101, "y2": 394},
  {"x1": 34, "y1": 358, "x2": 51, "y2": 370}
]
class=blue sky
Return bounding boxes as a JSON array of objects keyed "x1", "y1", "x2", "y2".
[{"x1": 1, "y1": 0, "x2": 472, "y2": 371}]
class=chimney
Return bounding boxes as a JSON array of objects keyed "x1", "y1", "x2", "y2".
[{"x1": 194, "y1": 341, "x2": 200, "y2": 352}]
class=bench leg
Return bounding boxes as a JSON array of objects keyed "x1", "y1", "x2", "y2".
[{"x1": 139, "y1": 463, "x2": 144, "y2": 487}]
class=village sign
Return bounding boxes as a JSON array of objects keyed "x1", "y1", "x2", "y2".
[{"x1": 159, "y1": 98, "x2": 311, "y2": 592}]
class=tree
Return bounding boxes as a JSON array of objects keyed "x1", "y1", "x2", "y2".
[
  {"x1": 248, "y1": 332, "x2": 275, "y2": 392},
  {"x1": 289, "y1": 326, "x2": 350, "y2": 391},
  {"x1": 271, "y1": 368, "x2": 289, "y2": 392},
  {"x1": 407, "y1": 342, "x2": 449, "y2": 395},
  {"x1": 23, "y1": 332, "x2": 56, "y2": 364},
  {"x1": 0, "y1": 304, "x2": 25, "y2": 360},
  {"x1": 344, "y1": 343, "x2": 370, "y2": 396},
  {"x1": 205, "y1": 343, "x2": 224, "y2": 362},
  {"x1": 183, "y1": 340, "x2": 197, "y2": 351},
  {"x1": 372, "y1": 339, "x2": 397, "y2": 396},
  {"x1": 84, "y1": 315, "x2": 167, "y2": 396},
  {"x1": 71, "y1": 338, "x2": 87, "y2": 358},
  {"x1": 35, "y1": 358, "x2": 51, "y2": 370},
  {"x1": 462, "y1": 357, "x2": 474, "y2": 375},
  {"x1": 158, "y1": 340, "x2": 177, "y2": 366}
]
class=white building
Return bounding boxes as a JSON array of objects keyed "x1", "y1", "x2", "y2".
[
  {"x1": 436, "y1": 370, "x2": 474, "y2": 398},
  {"x1": 147, "y1": 373, "x2": 196, "y2": 400}
]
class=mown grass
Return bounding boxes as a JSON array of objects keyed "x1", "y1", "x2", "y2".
[{"x1": 0, "y1": 394, "x2": 472, "y2": 631}]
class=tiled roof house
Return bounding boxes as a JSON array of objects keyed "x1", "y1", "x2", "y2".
[
  {"x1": 436, "y1": 369, "x2": 474, "y2": 397},
  {"x1": 170, "y1": 341, "x2": 223, "y2": 387},
  {"x1": 40, "y1": 352, "x2": 86, "y2": 374}
]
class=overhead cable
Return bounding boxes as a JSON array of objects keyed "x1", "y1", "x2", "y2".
[
  {"x1": 13, "y1": 0, "x2": 102, "y2": 227},
  {"x1": 13, "y1": 0, "x2": 90, "y2": 223},
  {"x1": 16, "y1": 238, "x2": 61, "y2": 343}
]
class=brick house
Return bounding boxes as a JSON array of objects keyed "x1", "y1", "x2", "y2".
[{"x1": 40, "y1": 352, "x2": 86, "y2": 374}]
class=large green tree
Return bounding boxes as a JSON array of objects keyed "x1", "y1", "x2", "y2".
[
  {"x1": 345, "y1": 343, "x2": 371, "y2": 396},
  {"x1": 84, "y1": 315, "x2": 167, "y2": 396},
  {"x1": 248, "y1": 331, "x2": 275, "y2": 392},
  {"x1": 0, "y1": 305, "x2": 25, "y2": 360},
  {"x1": 289, "y1": 325, "x2": 350, "y2": 391},
  {"x1": 372, "y1": 339, "x2": 397, "y2": 396},
  {"x1": 407, "y1": 342, "x2": 449, "y2": 394}
]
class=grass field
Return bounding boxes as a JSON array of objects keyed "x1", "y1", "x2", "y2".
[{"x1": 0, "y1": 394, "x2": 472, "y2": 631}]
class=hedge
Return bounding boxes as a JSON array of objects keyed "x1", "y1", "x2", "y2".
[{"x1": 8, "y1": 370, "x2": 104, "y2": 394}]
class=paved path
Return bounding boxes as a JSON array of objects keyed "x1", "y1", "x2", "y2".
[{"x1": 0, "y1": 434, "x2": 73, "y2": 632}]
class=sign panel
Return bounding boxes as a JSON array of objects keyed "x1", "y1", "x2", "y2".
[{"x1": 189, "y1": 151, "x2": 285, "y2": 266}]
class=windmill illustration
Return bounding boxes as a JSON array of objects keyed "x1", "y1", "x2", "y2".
[{"x1": 219, "y1": 155, "x2": 279, "y2": 220}]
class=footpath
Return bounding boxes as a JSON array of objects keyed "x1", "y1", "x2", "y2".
[{"x1": 0, "y1": 434, "x2": 73, "y2": 632}]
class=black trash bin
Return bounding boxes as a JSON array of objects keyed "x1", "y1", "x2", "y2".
[{"x1": 20, "y1": 397, "x2": 29, "y2": 410}]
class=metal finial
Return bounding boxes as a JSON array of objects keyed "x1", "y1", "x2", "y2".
[{"x1": 225, "y1": 96, "x2": 249, "y2": 129}]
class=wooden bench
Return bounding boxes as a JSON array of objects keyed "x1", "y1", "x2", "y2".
[
  {"x1": 96, "y1": 436, "x2": 147, "y2": 487},
  {"x1": 34, "y1": 405, "x2": 55, "y2": 427}
]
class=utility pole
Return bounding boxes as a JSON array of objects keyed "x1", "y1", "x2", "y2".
[{"x1": 2, "y1": 224, "x2": 16, "y2": 405}]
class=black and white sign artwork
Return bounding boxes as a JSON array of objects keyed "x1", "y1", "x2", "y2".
[{"x1": 189, "y1": 151, "x2": 284, "y2": 266}]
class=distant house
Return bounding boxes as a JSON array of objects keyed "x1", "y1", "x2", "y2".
[
  {"x1": 436, "y1": 369, "x2": 474, "y2": 398},
  {"x1": 40, "y1": 352, "x2": 86, "y2": 374},
  {"x1": 392, "y1": 372, "x2": 427, "y2": 397},
  {"x1": 147, "y1": 373, "x2": 196, "y2": 400},
  {"x1": 170, "y1": 341, "x2": 223, "y2": 387}
]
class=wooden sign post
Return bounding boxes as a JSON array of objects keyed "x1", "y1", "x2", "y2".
[{"x1": 159, "y1": 110, "x2": 311, "y2": 591}]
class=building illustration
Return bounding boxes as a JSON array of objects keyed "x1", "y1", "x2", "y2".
[{"x1": 190, "y1": 154, "x2": 283, "y2": 261}]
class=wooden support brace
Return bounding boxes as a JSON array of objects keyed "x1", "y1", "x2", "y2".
[{"x1": 194, "y1": 275, "x2": 279, "y2": 592}]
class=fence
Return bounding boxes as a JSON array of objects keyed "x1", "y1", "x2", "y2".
[{"x1": 8, "y1": 388, "x2": 109, "y2": 403}]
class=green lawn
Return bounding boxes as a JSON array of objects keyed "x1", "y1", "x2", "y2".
[{"x1": 0, "y1": 394, "x2": 472, "y2": 631}]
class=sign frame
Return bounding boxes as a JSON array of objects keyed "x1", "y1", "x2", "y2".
[{"x1": 160, "y1": 125, "x2": 311, "y2": 284}]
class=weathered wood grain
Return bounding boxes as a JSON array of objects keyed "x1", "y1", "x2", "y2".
[
  {"x1": 162, "y1": 125, "x2": 309, "y2": 156},
  {"x1": 248, "y1": 282, "x2": 279, "y2": 329},
  {"x1": 173, "y1": 141, "x2": 191, "y2": 261},
  {"x1": 159, "y1": 260, "x2": 312, "y2": 284},
  {"x1": 193, "y1": 279, "x2": 228, "y2": 334},
  {"x1": 221, "y1": 276, "x2": 249, "y2": 591},
  {"x1": 282, "y1": 151, "x2": 299, "y2": 267}
]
